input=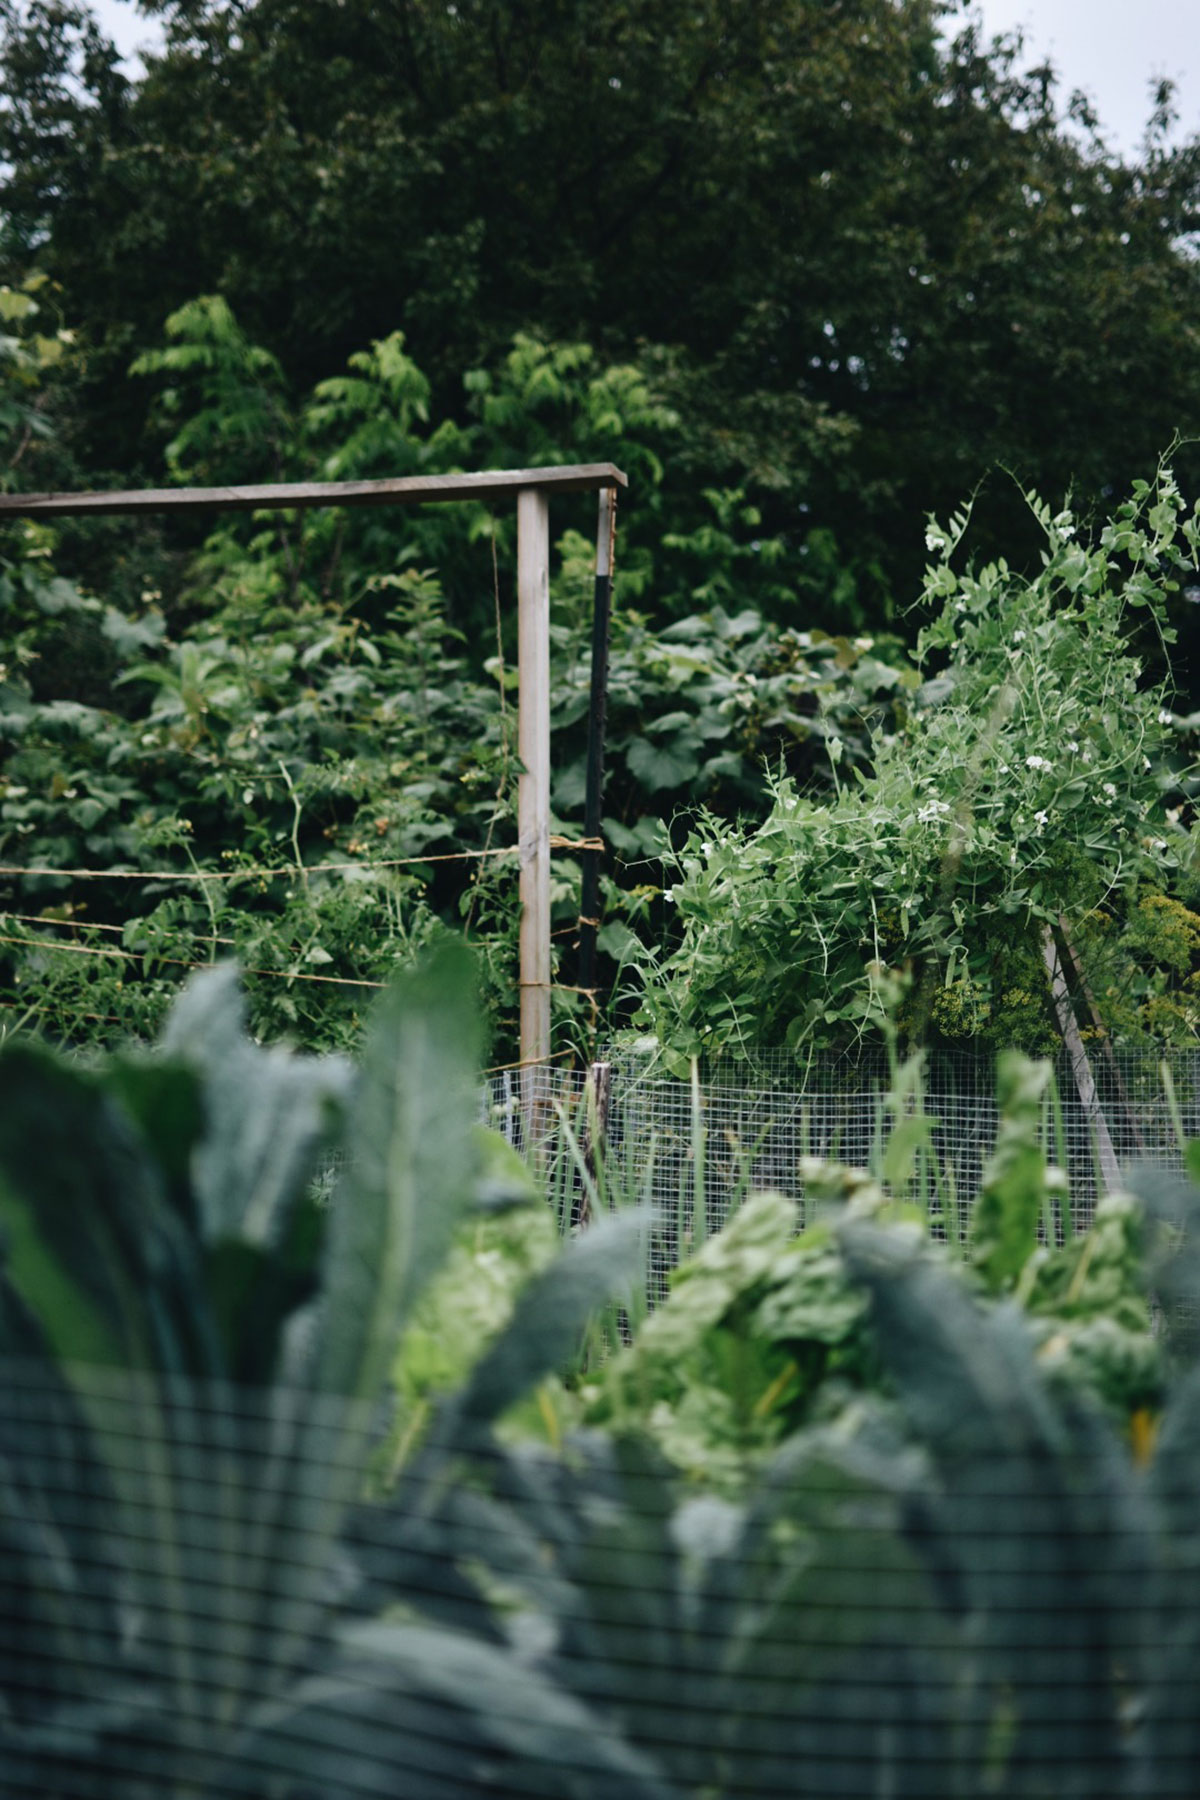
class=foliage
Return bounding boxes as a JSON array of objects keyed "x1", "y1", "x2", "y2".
[
  {"x1": 11, "y1": 945, "x2": 1200, "y2": 1793},
  {"x1": 586, "y1": 1191, "x2": 876, "y2": 1487},
  {"x1": 368, "y1": 1128, "x2": 1200, "y2": 1797},
  {"x1": 0, "y1": 268, "x2": 73, "y2": 473},
  {"x1": 0, "y1": 943, "x2": 655, "y2": 1796},
  {"x1": 3, "y1": 306, "x2": 1198, "y2": 1064},
  {"x1": 389, "y1": 1170, "x2": 571, "y2": 1464},
  {"x1": 0, "y1": 302, "x2": 914, "y2": 1055},
  {"x1": 585, "y1": 1050, "x2": 1161, "y2": 1488},
  {"x1": 6, "y1": 1, "x2": 1200, "y2": 642},
  {"x1": 635, "y1": 469, "x2": 1198, "y2": 1060}
]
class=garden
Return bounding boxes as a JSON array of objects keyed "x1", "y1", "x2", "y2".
[
  {"x1": 6, "y1": 0, "x2": 1200, "y2": 1792},
  {"x1": 5, "y1": 948, "x2": 1200, "y2": 1795}
]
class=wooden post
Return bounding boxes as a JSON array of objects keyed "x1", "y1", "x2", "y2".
[
  {"x1": 577, "y1": 1060, "x2": 614, "y2": 1226},
  {"x1": 517, "y1": 487, "x2": 552, "y2": 1095},
  {"x1": 1041, "y1": 924, "x2": 1122, "y2": 1195},
  {"x1": 1056, "y1": 913, "x2": 1145, "y2": 1153},
  {"x1": 0, "y1": 460, "x2": 628, "y2": 1120}
]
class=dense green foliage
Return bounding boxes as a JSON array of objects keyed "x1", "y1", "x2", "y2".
[
  {"x1": 637, "y1": 467, "x2": 1200, "y2": 1059},
  {"x1": 9, "y1": 2, "x2": 1200, "y2": 1782},
  {"x1": 2, "y1": 5, "x2": 1200, "y2": 1065},
  {"x1": 0, "y1": 298, "x2": 916, "y2": 1053},
  {"x1": 0, "y1": 947, "x2": 654, "y2": 1794},
  {"x1": 5, "y1": 950, "x2": 1200, "y2": 1794},
  {"x1": 3, "y1": 289, "x2": 1198, "y2": 1060},
  {"x1": 3, "y1": 1, "x2": 1200, "y2": 638}
]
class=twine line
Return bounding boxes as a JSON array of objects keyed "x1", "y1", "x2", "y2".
[{"x1": 0, "y1": 834, "x2": 604, "y2": 885}]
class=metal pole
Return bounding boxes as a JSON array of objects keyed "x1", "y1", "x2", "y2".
[
  {"x1": 577, "y1": 486, "x2": 617, "y2": 997},
  {"x1": 517, "y1": 487, "x2": 552, "y2": 1098}
]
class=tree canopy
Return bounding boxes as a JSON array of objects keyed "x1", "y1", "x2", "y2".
[{"x1": 2, "y1": 0, "x2": 1200, "y2": 642}]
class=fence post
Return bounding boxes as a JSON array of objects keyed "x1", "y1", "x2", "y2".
[
  {"x1": 577, "y1": 1059, "x2": 613, "y2": 1226},
  {"x1": 517, "y1": 487, "x2": 552, "y2": 1111},
  {"x1": 1041, "y1": 924, "x2": 1121, "y2": 1194}
]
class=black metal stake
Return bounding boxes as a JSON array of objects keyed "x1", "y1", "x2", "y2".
[{"x1": 577, "y1": 486, "x2": 617, "y2": 997}]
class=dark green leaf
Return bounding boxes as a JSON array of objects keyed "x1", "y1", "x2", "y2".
[{"x1": 320, "y1": 940, "x2": 482, "y2": 1401}]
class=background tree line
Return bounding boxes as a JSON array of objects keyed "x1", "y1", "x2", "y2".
[
  {"x1": 2, "y1": 0, "x2": 1200, "y2": 662},
  {"x1": 2, "y1": 0, "x2": 1200, "y2": 1061}
]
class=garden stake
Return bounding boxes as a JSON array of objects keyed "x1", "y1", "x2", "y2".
[{"x1": 1041, "y1": 924, "x2": 1121, "y2": 1192}]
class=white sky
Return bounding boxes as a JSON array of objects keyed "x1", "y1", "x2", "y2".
[
  {"x1": 965, "y1": 0, "x2": 1199, "y2": 155},
  {"x1": 89, "y1": 0, "x2": 157, "y2": 68},
  {"x1": 88, "y1": 0, "x2": 1200, "y2": 161}
]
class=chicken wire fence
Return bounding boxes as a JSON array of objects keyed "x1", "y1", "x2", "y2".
[{"x1": 485, "y1": 1043, "x2": 1200, "y2": 1303}]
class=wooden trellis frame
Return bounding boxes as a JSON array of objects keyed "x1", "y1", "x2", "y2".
[{"x1": 0, "y1": 461, "x2": 627, "y2": 1076}]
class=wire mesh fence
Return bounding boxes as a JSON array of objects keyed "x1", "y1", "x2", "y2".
[{"x1": 484, "y1": 1043, "x2": 1200, "y2": 1301}]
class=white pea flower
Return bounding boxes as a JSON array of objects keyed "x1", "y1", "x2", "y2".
[
  {"x1": 853, "y1": 636, "x2": 874, "y2": 651},
  {"x1": 1025, "y1": 755, "x2": 1053, "y2": 772},
  {"x1": 925, "y1": 525, "x2": 947, "y2": 554},
  {"x1": 701, "y1": 842, "x2": 715, "y2": 859},
  {"x1": 1143, "y1": 756, "x2": 1152, "y2": 770},
  {"x1": 1034, "y1": 810, "x2": 1049, "y2": 831},
  {"x1": 1012, "y1": 630, "x2": 1026, "y2": 643},
  {"x1": 1159, "y1": 709, "x2": 1174, "y2": 726},
  {"x1": 1066, "y1": 739, "x2": 1079, "y2": 752},
  {"x1": 918, "y1": 799, "x2": 951, "y2": 823},
  {"x1": 1102, "y1": 782, "x2": 1117, "y2": 801},
  {"x1": 663, "y1": 887, "x2": 676, "y2": 903}
]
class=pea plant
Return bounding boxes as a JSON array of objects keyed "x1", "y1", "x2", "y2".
[{"x1": 634, "y1": 467, "x2": 1200, "y2": 1064}]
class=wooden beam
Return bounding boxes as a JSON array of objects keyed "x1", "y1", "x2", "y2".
[
  {"x1": 1041, "y1": 924, "x2": 1122, "y2": 1195},
  {"x1": 0, "y1": 462, "x2": 627, "y2": 520},
  {"x1": 1056, "y1": 913, "x2": 1145, "y2": 1153},
  {"x1": 517, "y1": 487, "x2": 552, "y2": 1087}
]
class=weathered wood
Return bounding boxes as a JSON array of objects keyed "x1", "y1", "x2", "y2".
[
  {"x1": 2, "y1": 457, "x2": 628, "y2": 1108},
  {"x1": 0, "y1": 461, "x2": 628, "y2": 520},
  {"x1": 577, "y1": 1060, "x2": 614, "y2": 1227},
  {"x1": 1041, "y1": 924, "x2": 1121, "y2": 1193},
  {"x1": 1057, "y1": 913, "x2": 1145, "y2": 1153},
  {"x1": 518, "y1": 487, "x2": 552, "y2": 1089}
]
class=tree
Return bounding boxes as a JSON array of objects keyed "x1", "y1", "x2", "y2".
[{"x1": 2, "y1": 0, "x2": 1200, "y2": 644}]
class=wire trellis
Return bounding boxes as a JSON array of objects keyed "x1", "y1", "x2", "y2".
[{"x1": 484, "y1": 1043, "x2": 1200, "y2": 1302}]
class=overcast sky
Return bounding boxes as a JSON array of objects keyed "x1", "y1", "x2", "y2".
[
  {"x1": 969, "y1": 0, "x2": 1199, "y2": 155},
  {"x1": 88, "y1": 0, "x2": 1200, "y2": 161}
]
